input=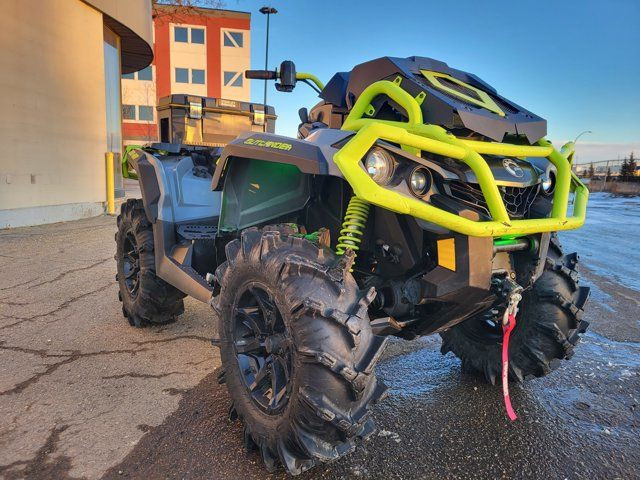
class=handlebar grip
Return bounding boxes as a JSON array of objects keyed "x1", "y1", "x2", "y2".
[{"x1": 244, "y1": 70, "x2": 277, "y2": 80}]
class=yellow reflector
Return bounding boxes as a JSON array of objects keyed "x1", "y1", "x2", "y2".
[{"x1": 437, "y1": 238, "x2": 456, "y2": 271}]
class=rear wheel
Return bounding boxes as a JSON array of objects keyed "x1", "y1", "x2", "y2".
[
  {"x1": 212, "y1": 227, "x2": 388, "y2": 475},
  {"x1": 115, "y1": 199, "x2": 185, "y2": 327},
  {"x1": 440, "y1": 235, "x2": 590, "y2": 383}
]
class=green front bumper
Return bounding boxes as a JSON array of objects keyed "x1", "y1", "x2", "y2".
[{"x1": 334, "y1": 80, "x2": 588, "y2": 238}]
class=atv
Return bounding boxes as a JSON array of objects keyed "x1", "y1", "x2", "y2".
[{"x1": 115, "y1": 57, "x2": 590, "y2": 475}]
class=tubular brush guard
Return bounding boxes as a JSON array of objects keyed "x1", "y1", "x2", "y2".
[{"x1": 334, "y1": 79, "x2": 588, "y2": 237}]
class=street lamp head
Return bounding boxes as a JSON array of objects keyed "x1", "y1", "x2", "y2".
[
  {"x1": 260, "y1": 6, "x2": 278, "y2": 14},
  {"x1": 574, "y1": 130, "x2": 593, "y2": 143}
]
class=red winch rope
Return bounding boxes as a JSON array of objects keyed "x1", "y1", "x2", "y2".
[{"x1": 501, "y1": 311, "x2": 518, "y2": 421}]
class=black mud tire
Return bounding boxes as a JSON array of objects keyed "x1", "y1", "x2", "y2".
[
  {"x1": 115, "y1": 199, "x2": 185, "y2": 327},
  {"x1": 440, "y1": 234, "x2": 590, "y2": 384},
  {"x1": 212, "y1": 227, "x2": 388, "y2": 475}
]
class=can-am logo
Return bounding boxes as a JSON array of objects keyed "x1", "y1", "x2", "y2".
[{"x1": 503, "y1": 158, "x2": 524, "y2": 178}]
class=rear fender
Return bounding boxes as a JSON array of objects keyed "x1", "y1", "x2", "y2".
[
  {"x1": 125, "y1": 148, "x2": 160, "y2": 223},
  {"x1": 126, "y1": 149, "x2": 216, "y2": 303}
]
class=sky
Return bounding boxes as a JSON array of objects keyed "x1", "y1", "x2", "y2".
[{"x1": 229, "y1": 0, "x2": 639, "y2": 163}]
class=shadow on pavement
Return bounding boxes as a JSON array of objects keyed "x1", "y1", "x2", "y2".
[{"x1": 103, "y1": 335, "x2": 640, "y2": 479}]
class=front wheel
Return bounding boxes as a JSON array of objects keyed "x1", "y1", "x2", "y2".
[
  {"x1": 440, "y1": 235, "x2": 590, "y2": 383},
  {"x1": 212, "y1": 227, "x2": 388, "y2": 475}
]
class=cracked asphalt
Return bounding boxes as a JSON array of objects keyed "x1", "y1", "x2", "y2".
[{"x1": 1, "y1": 193, "x2": 639, "y2": 479}]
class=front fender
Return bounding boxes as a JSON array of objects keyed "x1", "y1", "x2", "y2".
[{"x1": 212, "y1": 132, "x2": 327, "y2": 190}]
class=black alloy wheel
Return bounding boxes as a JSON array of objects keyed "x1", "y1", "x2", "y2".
[
  {"x1": 233, "y1": 283, "x2": 293, "y2": 414},
  {"x1": 122, "y1": 232, "x2": 141, "y2": 298}
]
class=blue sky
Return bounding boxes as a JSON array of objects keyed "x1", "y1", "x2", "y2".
[{"x1": 232, "y1": 0, "x2": 639, "y2": 162}]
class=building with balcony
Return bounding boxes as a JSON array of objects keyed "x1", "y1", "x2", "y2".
[
  {"x1": 0, "y1": 0, "x2": 153, "y2": 228},
  {"x1": 121, "y1": 6, "x2": 251, "y2": 145}
]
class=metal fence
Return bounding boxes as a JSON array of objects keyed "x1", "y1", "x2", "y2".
[{"x1": 573, "y1": 158, "x2": 629, "y2": 176}]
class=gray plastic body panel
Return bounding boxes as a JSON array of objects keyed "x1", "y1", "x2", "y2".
[
  {"x1": 151, "y1": 154, "x2": 221, "y2": 224},
  {"x1": 134, "y1": 150, "x2": 218, "y2": 303}
]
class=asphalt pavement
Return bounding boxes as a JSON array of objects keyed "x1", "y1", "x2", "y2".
[{"x1": 0, "y1": 194, "x2": 638, "y2": 479}]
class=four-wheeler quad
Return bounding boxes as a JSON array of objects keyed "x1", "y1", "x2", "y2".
[{"x1": 116, "y1": 57, "x2": 590, "y2": 475}]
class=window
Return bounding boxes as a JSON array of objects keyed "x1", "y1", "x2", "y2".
[
  {"x1": 192, "y1": 69, "x2": 205, "y2": 84},
  {"x1": 224, "y1": 71, "x2": 243, "y2": 87},
  {"x1": 191, "y1": 28, "x2": 205, "y2": 44},
  {"x1": 104, "y1": 25, "x2": 124, "y2": 194},
  {"x1": 223, "y1": 31, "x2": 244, "y2": 48},
  {"x1": 122, "y1": 67, "x2": 152, "y2": 81},
  {"x1": 138, "y1": 106, "x2": 154, "y2": 121},
  {"x1": 174, "y1": 26, "x2": 188, "y2": 42},
  {"x1": 137, "y1": 66, "x2": 152, "y2": 81},
  {"x1": 175, "y1": 26, "x2": 205, "y2": 44},
  {"x1": 175, "y1": 68, "x2": 206, "y2": 85},
  {"x1": 175, "y1": 68, "x2": 189, "y2": 83},
  {"x1": 122, "y1": 105, "x2": 136, "y2": 120}
]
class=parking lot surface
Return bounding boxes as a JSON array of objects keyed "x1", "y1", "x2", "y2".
[{"x1": 1, "y1": 194, "x2": 639, "y2": 479}]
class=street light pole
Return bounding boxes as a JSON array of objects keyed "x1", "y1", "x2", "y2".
[
  {"x1": 572, "y1": 130, "x2": 593, "y2": 174},
  {"x1": 259, "y1": 6, "x2": 277, "y2": 110},
  {"x1": 574, "y1": 130, "x2": 592, "y2": 143}
]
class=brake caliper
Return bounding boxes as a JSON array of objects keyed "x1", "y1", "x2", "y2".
[{"x1": 501, "y1": 280, "x2": 523, "y2": 421}]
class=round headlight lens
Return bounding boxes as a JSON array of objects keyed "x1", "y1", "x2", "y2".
[
  {"x1": 541, "y1": 171, "x2": 555, "y2": 194},
  {"x1": 364, "y1": 148, "x2": 394, "y2": 185},
  {"x1": 408, "y1": 167, "x2": 432, "y2": 196}
]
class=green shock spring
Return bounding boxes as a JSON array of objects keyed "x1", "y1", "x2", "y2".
[{"x1": 336, "y1": 196, "x2": 370, "y2": 258}]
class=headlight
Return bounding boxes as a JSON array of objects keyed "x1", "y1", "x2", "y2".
[
  {"x1": 541, "y1": 171, "x2": 555, "y2": 195},
  {"x1": 364, "y1": 148, "x2": 394, "y2": 185},
  {"x1": 408, "y1": 166, "x2": 432, "y2": 197}
]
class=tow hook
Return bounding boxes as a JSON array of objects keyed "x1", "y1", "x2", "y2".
[{"x1": 501, "y1": 279, "x2": 523, "y2": 421}]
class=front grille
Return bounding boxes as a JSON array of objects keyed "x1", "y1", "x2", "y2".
[
  {"x1": 447, "y1": 181, "x2": 540, "y2": 219},
  {"x1": 448, "y1": 181, "x2": 488, "y2": 215},
  {"x1": 501, "y1": 184, "x2": 540, "y2": 218}
]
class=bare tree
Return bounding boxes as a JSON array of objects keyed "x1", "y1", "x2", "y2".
[{"x1": 152, "y1": 0, "x2": 226, "y2": 20}]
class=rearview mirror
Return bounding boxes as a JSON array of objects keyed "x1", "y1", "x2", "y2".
[{"x1": 276, "y1": 60, "x2": 297, "y2": 92}]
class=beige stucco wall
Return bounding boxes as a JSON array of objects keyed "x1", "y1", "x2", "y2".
[
  {"x1": 86, "y1": 0, "x2": 153, "y2": 52},
  {"x1": 170, "y1": 23, "x2": 208, "y2": 97},
  {"x1": 0, "y1": 0, "x2": 108, "y2": 212},
  {"x1": 0, "y1": 0, "x2": 153, "y2": 227},
  {"x1": 220, "y1": 27, "x2": 251, "y2": 101},
  {"x1": 122, "y1": 68, "x2": 158, "y2": 119}
]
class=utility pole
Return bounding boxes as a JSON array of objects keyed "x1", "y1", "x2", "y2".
[
  {"x1": 602, "y1": 160, "x2": 610, "y2": 192},
  {"x1": 259, "y1": 6, "x2": 278, "y2": 110}
]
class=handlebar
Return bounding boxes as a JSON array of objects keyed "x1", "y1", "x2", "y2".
[
  {"x1": 244, "y1": 70, "x2": 278, "y2": 80},
  {"x1": 244, "y1": 61, "x2": 325, "y2": 94}
]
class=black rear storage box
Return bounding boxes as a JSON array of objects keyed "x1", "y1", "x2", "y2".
[{"x1": 157, "y1": 95, "x2": 276, "y2": 147}]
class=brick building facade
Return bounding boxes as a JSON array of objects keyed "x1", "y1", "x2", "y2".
[{"x1": 121, "y1": 6, "x2": 251, "y2": 144}]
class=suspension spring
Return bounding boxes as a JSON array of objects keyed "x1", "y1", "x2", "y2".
[{"x1": 336, "y1": 196, "x2": 370, "y2": 259}]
